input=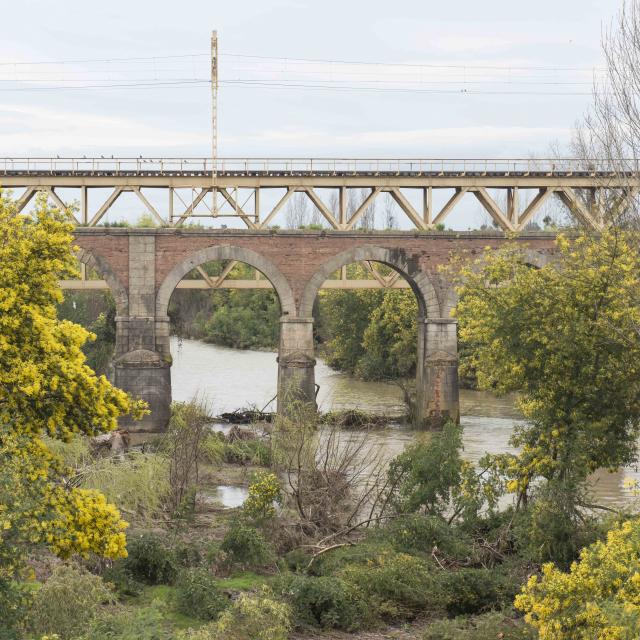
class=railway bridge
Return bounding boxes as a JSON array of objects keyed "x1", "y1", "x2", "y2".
[
  {"x1": 72, "y1": 227, "x2": 558, "y2": 431},
  {"x1": 4, "y1": 157, "x2": 634, "y2": 431}
]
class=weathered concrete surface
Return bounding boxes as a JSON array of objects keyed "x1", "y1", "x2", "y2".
[{"x1": 73, "y1": 229, "x2": 558, "y2": 432}]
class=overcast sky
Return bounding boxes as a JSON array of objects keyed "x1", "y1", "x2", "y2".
[{"x1": 0, "y1": 0, "x2": 618, "y2": 159}]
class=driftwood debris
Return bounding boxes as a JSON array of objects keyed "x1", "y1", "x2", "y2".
[{"x1": 217, "y1": 409, "x2": 274, "y2": 424}]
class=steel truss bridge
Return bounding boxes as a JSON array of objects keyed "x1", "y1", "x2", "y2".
[{"x1": 2, "y1": 157, "x2": 638, "y2": 292}]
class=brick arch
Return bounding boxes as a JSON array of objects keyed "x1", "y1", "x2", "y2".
[
  {"x1": 75, "y1": 247, "x2": 129, "y2": 315},
  {"x1": 155, "y1": 244, "x2": 296, "y2": 317},
  {"x1": 299, "y1": 245, "x2": 442, "y2": 318}
]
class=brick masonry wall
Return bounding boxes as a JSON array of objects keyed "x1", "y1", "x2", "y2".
[{"x1": 74, "y1": 229, "x2": 558, "y2": 315}]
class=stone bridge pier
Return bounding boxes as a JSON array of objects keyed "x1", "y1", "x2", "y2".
[{"x1": 73, "y1": 229, "x2": 557, "y2": 432}]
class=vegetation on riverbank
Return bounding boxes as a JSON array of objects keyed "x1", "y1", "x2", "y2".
[{"x1": 8, "y1": 170, "x2": 640, "y2": 639}]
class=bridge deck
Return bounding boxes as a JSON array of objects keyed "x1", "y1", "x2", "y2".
[{"x1": 3, "y1": 158, "x2": 638, "y2": 234}]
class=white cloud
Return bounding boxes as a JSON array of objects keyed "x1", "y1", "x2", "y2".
[
  {"x1": 0, "y1": 104, "x2": 204, "y2": 153},
  {"x1": 225, "y1": 125, "x2": 571, "y2": 154}
]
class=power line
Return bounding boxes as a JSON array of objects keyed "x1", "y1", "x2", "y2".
[
  {"x1": 0, "y1": 76, "x2": 597, "y2": 86},
  {"x1": 0, "y1": 53, "x2": 208, "y2": 66},
  {"x1": 0, "y1": 49, "x2": 604, "y2": 74},
  {"x1": 221, "y1": 52, "x2": 605, "y2": 73},
  {"x1": 0, "y1": 77, "x2": 595, "y2": 96}
]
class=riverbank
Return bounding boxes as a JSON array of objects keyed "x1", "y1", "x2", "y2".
[{"x1": 171, "y1": 337, "x2": 640, "y2": 509}]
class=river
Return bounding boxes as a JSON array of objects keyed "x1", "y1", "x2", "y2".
[{"x1": 171, "y1": 337, "x2": 639, "y2": 507}]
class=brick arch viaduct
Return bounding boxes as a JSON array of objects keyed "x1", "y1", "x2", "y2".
[{"x1": 73, "y1": 228, "x2": 558, "y2": 431}]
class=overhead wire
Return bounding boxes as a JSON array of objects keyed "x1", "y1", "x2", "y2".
[{"x1": 0, "y1": 49, "x2": 605, "y2": 96}]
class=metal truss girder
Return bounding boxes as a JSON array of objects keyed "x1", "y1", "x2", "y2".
[
  {"x1": 60, "y1": 278, "x2": 412, "y2": 291},
  {"x1": 346, "y1": 187, "x2": 381, "y2": 229},
  {"x1": 302, "y1": 187, "x2": 341, "y2": 229},
  {"x1": 472, "y1": 187, "x2": 516, "y2": 232},
  {"x1": 432, "y1": 188, "x2": 468, "y2": 226},
  {"x1": 88, "y1": 187, "x2": 123, "y2": 226},
  {"x1": 555, "y1": 187, "x2": 603, "y2": 230}
]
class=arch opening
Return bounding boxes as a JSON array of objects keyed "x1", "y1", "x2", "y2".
[
  {"x1": 301, "y1": 247, "x2": 435, "y2": 419},
  {"x1": 159, "y1": 246, "x2": 295, "y2": 414}
]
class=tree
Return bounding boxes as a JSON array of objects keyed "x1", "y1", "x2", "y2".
[
  {"x1": 454, "y1": 232, "x2": 640, "y2": 494},
  {"x1": 357, "y1": 290, "x2": 417, "y2": 380},
  {"x1": 573, "y1": 0, "x2": 640, "y2": 227},
  {"x1": 515, "y1": 518, "x2": 640, "y2": 639},
  {"x1": 0, "y1": 194, "x2": 145, "y2": 632}
]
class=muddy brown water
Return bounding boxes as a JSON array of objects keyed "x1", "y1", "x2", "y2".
[{"x1": 171, "y1": 337, "x2": 638, "y2": 508}]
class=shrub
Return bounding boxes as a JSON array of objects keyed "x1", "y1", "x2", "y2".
[
  {"x1": 174, "y1": 568, "x2": 229, "y2": 620},
  {"x1": 438, "y1": 568, "x2": 518, "y2": 616},
  {"x1": 180, "y1": 590, "x2": 292, "y2": 640},
  {"x1": 274, "y1": 574, "x2": 369, "y2": 631},
  {"x1": 27, "y1": 564, "x2": 115, "y2": 639},
  {"x1": 80, "y1": 452, "x2": 170, "y2": 521},
  {"x1": 310, "y1": 540, "x2": 392, "y2": 576},
  {"x1": 423, "y1": 611, "x2": 536, "y2": 640},
  {"x1": 200, "y1": 434, "x2": 225, "y2": 465},
  {"x1": 102, "y1": 563, "x2": 144, "y2": 597},
  {"x1": 244, "y1": 471, "x2": 282, "y2": 521},
  {"x1": 77, "y1": 602, "x2": 173, "y2": 640},
  {"x1": 174, "y1": 539, "x2": 207, "y2": 568},
  {"x1": 380, "y1": 514, "x2": 472, "y2": 558},
  {"x1": 340, "y1": 551, "x2": 443, "y2": 621},
  {"x1": 43, "y1": 434, "x2": 90, "y2": 468},
  {"x1": 165, "y1": 400, "x2": 211, "y2": 516},
  {"x1": 515, "y1": 518, "x2": 640, "y2": 640},
  {"x1": 123, "y1": 532, "x2": 179, "y2": 585},
  {"x1": 223, "y1": 439, "x2": 272, "y2": 466},
  {"x1": 0, "y1": 579, "x2": 31, "y2": 639},
  {"x1": 220, "y1": 521, "x2": 274, "y2": 568}
]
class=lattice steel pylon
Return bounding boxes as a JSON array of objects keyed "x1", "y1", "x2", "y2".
[{"x1": 211, "y1": 30, "x2": 218, "y2": 169}]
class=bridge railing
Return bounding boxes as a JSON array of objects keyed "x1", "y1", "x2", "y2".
[{"x1": 0, "y1": 157, "x2": 637, "y2": 175}]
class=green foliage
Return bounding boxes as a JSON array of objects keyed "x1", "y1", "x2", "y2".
[
  {"x1": 102, "y1": 563, "x2": 144, "y2": 598},
  {"x1": 165, "y1": 401, "x2": 211, "y2": 518},
  {"x1": 43, "y1": 434, "x2": 90, "y2": 468},
  {"x1": 27, "y1": 564, "x2": 115, "y2": 639},
  {"x1": 199, "y1": 434, "x2": 225, "y2": 465},
  {"x1": 80, "y1": 452, "x2": 170, "y2": 521},
  {"x1": 169, "y1": 262, "x2": 280, "y2": 350},
  {"x1": 274, "y1": 574, "x2": 369, "y2": 631},
  {"x1": 386, "y1": 422, "x2": 463, "y2": 516},
  {"x1": 122, "y1": 533, "x2": 179, "y2": 585},
  {"x1": 386, "y1": 422, "x2": 503, "y2": 524},
  {"x1": 357, "y1": 289, "x2": 417, "y2": 380},
  {"x1": 221, "y1": 437, "x2": 272, "y2": 467},
  {"x1": 0, "y1": 579, "x2": 31, "y2": 640},
  {"x1": 244, "y1": 471, "x2": 282, "y2": 521},
  {"x1": 220, "y1": 521, "x2": 274, "y2": 568},
  {"x1": 174, "y1": 568, "x2": 229, "y2": 620},
  {"x1": 380, "y1": 514, "x2": 472, "y2": 558},
  {"x1": 339, "y1": 551, "x2": 443, "y2": 621},
  {"x1": 309, "y1": 540, "x2": 393, "y2": 576},
  {"x1": 513, "y1": 479, "x2": 604, "y2": 568},
  {"x1": 515, "y1": 518, "x2": 640, "y2": 639},
  {"x1": 77, "y1": 602, "x2": 174, "y2": 640},
  {"x1": 56, "y1": 291, "x2": 116, "y2": 376},
  {"x1": 439, "y1": 568, "x2": 519, "y2": 616},
  {"x1": 318, "y1": 289, "x2": 384, "y2": 376},
  {"x1": 454, "y1": 233, "x2": 640, "y2": 489},
  {"x1": 422, "y1": 611, "x2": 536, "y2": 640},
  {"x1": 0, "y1": 197, "x2": 144, "y2": 624},
  {"x1": 180, "y1": 590, "x2": 292, "y2": 640}
]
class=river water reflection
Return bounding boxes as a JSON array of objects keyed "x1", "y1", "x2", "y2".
[{"x1": 171, "y1": 337, "x2": 638, "y2": 507}]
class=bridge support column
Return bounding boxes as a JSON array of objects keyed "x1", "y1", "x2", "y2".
[
  {"x1": 277, "y1": 316, "x2": 316, "y2": 414},
  {"x1": 113, "y1": 316, "x2": 171, "y2": 432},
  {"x1": 416, "y1": 317, "x2": 459, "y2": 429},
  {"x1": 112, "y1": 234, "x2": 171, "y2": 433}
]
